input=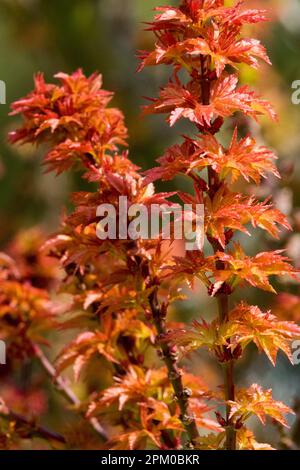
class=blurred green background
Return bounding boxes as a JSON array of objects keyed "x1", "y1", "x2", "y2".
[{"x1": 0, "y1": 0, "x2": 299, "y2": 447}]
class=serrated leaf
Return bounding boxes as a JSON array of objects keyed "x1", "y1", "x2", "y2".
[
  {"x1": 228, "y1": 384, "x2": 294, "y2": 427},
  {"x1": 214, "y1": 243, "x2": 297, "y2": 292}
]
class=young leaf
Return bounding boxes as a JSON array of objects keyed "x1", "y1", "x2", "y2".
[
  {"x1": 214, "y1": 243, "x2": 297, "y2": 292},
  {"x1": 228, "y1": 302, "x2": 300, "y2": 365},
  {"x1": 228, "y1": 384, "x2": 294, "y2": 427},
  {"x1": 143, "y1": 74, "x2": 277, "y2": 127}
]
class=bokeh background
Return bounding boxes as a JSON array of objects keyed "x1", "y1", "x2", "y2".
[{"x1": 0, "y1": 0, "x2": 299, "y2": 448}]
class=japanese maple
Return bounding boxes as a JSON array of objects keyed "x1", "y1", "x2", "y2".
[{"x1": 1, "y1": 0, "x2": 299, "y2": 452}]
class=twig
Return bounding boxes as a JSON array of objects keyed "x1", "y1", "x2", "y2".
[
  {"x1": 149, "y1": 286, "x2": 200, "y2": 448},
  {"x1": 217, "y1": 294, "x2": 236, "y2": 451},
  {"x1": 32, "y1": 343, "x2": 108, "y2": 441},
  {"x1": 0, "y1": 405, "x2": 66, "y2": 444},
  {"x1": 208, "y1": 195, "x2": 237, "y2": 451}
]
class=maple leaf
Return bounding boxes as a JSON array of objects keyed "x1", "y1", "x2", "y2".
[
  {"x1": 198, "y1": 129, "x2": 280, "y2": 184},
  {"x1": 105, "y1": 429, "x2": 159, "y2": 451},
  {"x1": 87, "y1": 367, "x2": 168, "y2": 414},
  {"x1": 228, "y1": 302, "x2": 300, "y2": 365},
  {"x1": 175, "y1": 183, "x2": 289, "y2": 249},
  {"x1": 236, "y1": 427, "x2": 274, "y2": 450},
  {"x1": 164, "y1": 251, "x2": 213, "y2": 288},
  {"x1": 56, "y1": 330, "x2": 118, "y2": 381},
  {"x1": 144, "y1": 129, "x2": 280, "y2": 189},
  {"x1": 10, "y1": 70, "x2": 108, "y2": 142},
  {"x1": 195, "y1": 432, "x2": 226, "y2": 450},
  {"x1": 145, "y1": 2, "x2": 268, "y2": 35},
  {"x1": 200, "y1": 31, "x2": 271, "y2": 77},
  {"x1": 205, "y1": 189, "x2": 252, "y2": 248},
  {"x1": 166, "y1": 314, "x2": 241, "y2": 364},
  {"x1": 204, "y1": 187, "x2": 290, "y2": 247},
  {"x1": 143, "y1": 74, "x2": 276, "y2": 127},
  {"x1": 245, "y1": 198, "x2": 291, "y2": 239},
  {"x1": 196, "y1": 426, "x2": 274, "y2": 450},
  {"x1": 204, "y1": 18, "x2": 270, "y2": 74},
  {"x1": 45, "y1": 181, "x2": 176, "y2": 273},
  {"x1": 228, "y1": 384, "x2": 294, "y2": 427},
  {"x1": 9, "y1": 70, "x2": 128, "y2": 175},
  {"x1": 163, "y1": 299, "x2": 300, "y2": 366},
  {"x1": 44, "y1": 140, "x2": 96, "y2": 175},
  {"x1": 44, "y1": 229, "x2": 109, "y2": 269},
  {"x1": 226, "y1": 6, "x2": 269, "y2": 26},
  {"x1": 88, "y1": 365, "x2": 217, "y2": 434},
  {"x1": 214, "y1": 243, "x2": 297, "y2": 292},
  {"x1": 166, "y1": 317, "x2": 225, "y2": 355},
  {"x1": 104, "y1": 400, "x2": 183, "y2": 450},
  {"x1": 139, "y1": 29, "x2": 270, "y2": 77},
  {"x1": 84, "y1": 152, "x2": 140, "y2": 185},
  {"x1": 138, "y1": 38, "x2": 198, "y2": 73},
  {"x1": 143, "y1": 139, "x2": 204, "y2": 184},
  {"x1": 144, "y1": 2, "x2": 228, "y2": 35}
]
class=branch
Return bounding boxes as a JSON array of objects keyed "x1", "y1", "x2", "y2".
[
  {"x1": 208, "y1": 169, "x2": 237, "y2": 451},
  {"x1": 148, "y1": 286, "x2": 200, "y2": 448},
  {"x1": 32, "y1": 343, "x2": 108, "y2": 441},
  {"x1": 218, "y1": 294, "x2": 236, "y2": 450},
  {"x1": 0, "y1": 401, "x2": 65, "y2": 444}
]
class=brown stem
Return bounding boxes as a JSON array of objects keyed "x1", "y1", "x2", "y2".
[
  {"x1": 200, "y1": 55, "x2": 211, "y2": 106},
  {"x1": 210, "y1": 203, "x2": 236, "y2": 450},
  {"x1": 217, "y1": 295, "x2": 236, "y2": 451},
  {"x1": 32, "y1": 343, "x2": 108, "y2": 441},
  {"x1": 148, "y1": 287, "x2": 199, "y2": 448},
  {"x1": 0, "y1": 407, "x2": 66, "y2": 444},
  {"x1": 209, "y1": 175, "x2": 236, "y2": 450}
]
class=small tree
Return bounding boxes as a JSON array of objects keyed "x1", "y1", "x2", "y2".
[{"x1": 1, "y1": 0, "x2": 299, "y2": 451}]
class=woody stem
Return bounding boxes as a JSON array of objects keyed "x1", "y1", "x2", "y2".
[
  {"x1": 0, "y1": 407, "x2": 66, "y2": 444},
  {"x1": 217, "y1": 294, "x2": 236, "y2": 450},
  {"x1": 148, "y1": 287, "x2": 200, "y2": 448},
  {"x1": 32, "y1": 343, "x2": 108, "y2": 441},
  {"x1": 208, "y1": 166, "x2": 236, "y2": 450},
  {"x1": 208, "y1": 168, "x2": 236, "y2": 450}
]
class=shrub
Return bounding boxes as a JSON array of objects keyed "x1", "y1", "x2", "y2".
[{"x1": 0, "y1": 0, "x2": 299, "y2": 450}]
